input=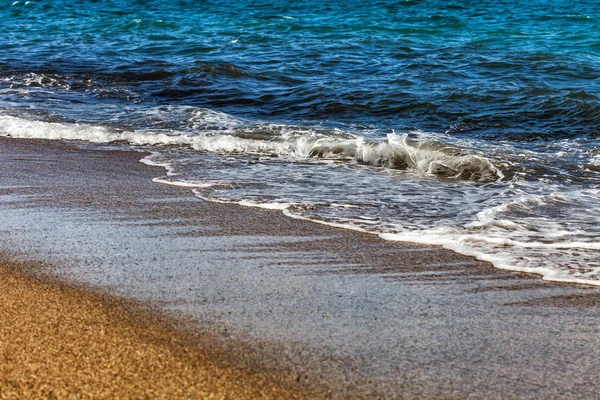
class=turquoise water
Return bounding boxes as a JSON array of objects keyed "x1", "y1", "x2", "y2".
[{"x1": 1, "y1": 0, "x2": 600, "y2": 285}]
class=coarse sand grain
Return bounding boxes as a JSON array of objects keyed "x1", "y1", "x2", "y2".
[{"x1": 0, "y1": 263, "x2": 311, "y2": 399}]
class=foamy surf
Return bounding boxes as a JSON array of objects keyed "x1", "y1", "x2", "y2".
[
  {"x1": 0, "y1": 114, "x2": 502, "y2": 181},
  {"x1": 2, "y1": 111, "x2": 599, "y2": 287}
]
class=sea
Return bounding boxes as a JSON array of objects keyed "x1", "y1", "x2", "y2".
[{"x1": 1, "y1": 0, "x2": 599, "y2": 286}]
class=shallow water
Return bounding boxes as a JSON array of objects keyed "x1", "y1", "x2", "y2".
[{"x1": 1, "y1": 0, "x2": 600, "y2": 285}]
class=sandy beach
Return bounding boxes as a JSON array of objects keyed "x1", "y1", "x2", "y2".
[
  {"x1": 1, "y1": 137, "x2": 599, "y2": 399},
  {"x1": 0, "y1": 262, "x2": 311, "y2": 399}
]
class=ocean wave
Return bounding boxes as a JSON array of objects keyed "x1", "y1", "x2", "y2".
[
  {"x1": 0, "y1": 113, "x2": 502, "y2": 181},
  {"x1": 3, "y1": 64, "x2": 600, "y2": 135}
]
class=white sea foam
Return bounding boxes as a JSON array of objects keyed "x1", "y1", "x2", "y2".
[
  {"x1": 238, "y1": 200, "x2": 292, "y2": 210},
  {"x1": 152, "y1": 178, "x2": 218, "y2": 188},
  {"x1": 0, "y1": 114, "x2": 502, "y2": 181}
]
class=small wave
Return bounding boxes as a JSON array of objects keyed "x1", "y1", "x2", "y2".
[
  {"x1": 2, "y1": 72, "x2": 72, "y2": 90},
  {"x1": 184, "y1": 62, "x2": 247, "y2": 79},
  {"x1": 183, "y1": 128, "x2": 501, "y2": 181},
  {"x1": 0, "y1": 113, "x2": 502, "y2": 182},
  {"x1": 0, "y1": 71, "x2": 143, "y2": 101}
]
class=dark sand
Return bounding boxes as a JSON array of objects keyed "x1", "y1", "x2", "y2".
[{"x1": 0, "y1": 137, "x2": 599, "y2": 399}]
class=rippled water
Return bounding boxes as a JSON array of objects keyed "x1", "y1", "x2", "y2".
[{"x1": 1, "y1": 0, "x2": 600, "y2": 285}]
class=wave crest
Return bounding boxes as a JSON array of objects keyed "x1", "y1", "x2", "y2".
[{"x1": 0, "y1": 113, "x2": 502, "y2": 181}]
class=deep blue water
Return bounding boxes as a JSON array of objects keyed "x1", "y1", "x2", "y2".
[
  {"x1": 3, "y1": 0, "x2": 600, "y2": 135},
  {"x1": 1, "y1": 0, "x2": 600, "y2": 285}
]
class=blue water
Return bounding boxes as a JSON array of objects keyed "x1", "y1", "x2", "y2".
[{"x1": 2, "y1": 0, "x2": 600, "y2": 285}]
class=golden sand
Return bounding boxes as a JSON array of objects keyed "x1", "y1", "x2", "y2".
[{"x1": 0, "y1": 263, "x2": 307, "y2": 399}]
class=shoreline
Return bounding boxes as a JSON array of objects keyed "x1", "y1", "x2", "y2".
[{"x1": 1, "y1": 137, "x2": 599, "y2": 398}]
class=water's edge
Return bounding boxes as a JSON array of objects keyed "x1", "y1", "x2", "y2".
[{"x1": 141, "y1": 152, "x2": 600, "y2": 287}]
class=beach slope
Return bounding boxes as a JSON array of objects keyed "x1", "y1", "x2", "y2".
[{"x1": 0, "y1": 137, "x2": 599, "y2": 399}]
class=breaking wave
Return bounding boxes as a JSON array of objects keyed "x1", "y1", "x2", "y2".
[{"x1": 0, "y1": 112, "x2": 502, "y2": 181}]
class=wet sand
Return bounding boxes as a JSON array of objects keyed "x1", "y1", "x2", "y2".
[{"x1": 0, "y1": 137, "x2": 599, "y2": 399}]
